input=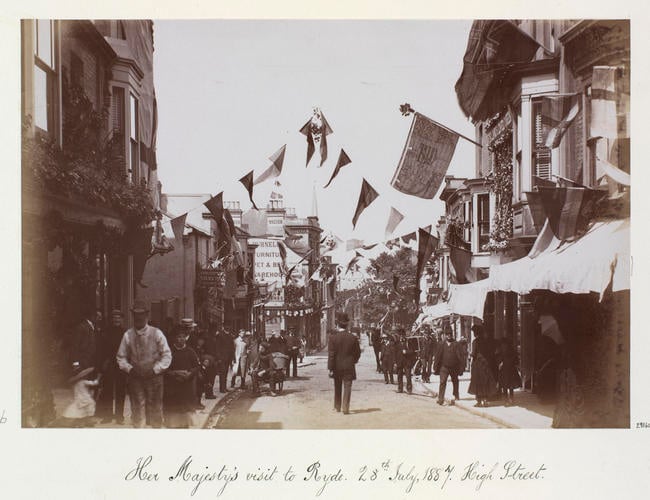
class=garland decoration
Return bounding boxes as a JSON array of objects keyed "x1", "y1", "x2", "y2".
[{"x1": 483, "y1": 127, "x2": 513, "y2": 251}]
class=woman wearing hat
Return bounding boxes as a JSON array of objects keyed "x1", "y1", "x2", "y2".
[{"x1": 163, "y1": 327, "x2": 200, "y2": 428}]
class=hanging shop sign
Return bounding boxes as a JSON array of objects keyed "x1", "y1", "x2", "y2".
[{"x1": 198, "y1": 268, "x2": 224, "y2": 287}]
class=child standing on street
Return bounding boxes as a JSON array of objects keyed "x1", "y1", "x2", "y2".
[{"x1": 62, "y1": 366, "x2": 100, "y2": 426}]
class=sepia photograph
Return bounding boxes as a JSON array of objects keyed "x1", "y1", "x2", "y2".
[{"x1": 20, "y1": 17, "x2": 631, "y2": 432}]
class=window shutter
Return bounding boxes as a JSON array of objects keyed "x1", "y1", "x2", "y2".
[{"x1": 533, "y1": 103, "x2": 552, "y2": 181}]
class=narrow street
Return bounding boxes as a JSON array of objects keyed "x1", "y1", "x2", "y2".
[{"x1": 207, "y1": 336, "x2": 501, "y2": 429}]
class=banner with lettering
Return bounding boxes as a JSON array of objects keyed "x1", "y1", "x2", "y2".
[{"x1": 390, "y1": 112, "x2": 459, "y2": 199}]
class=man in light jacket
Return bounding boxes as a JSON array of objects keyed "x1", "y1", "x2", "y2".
[{"x1": 116, "y1": 300, "x2": 171, "y2": 428}]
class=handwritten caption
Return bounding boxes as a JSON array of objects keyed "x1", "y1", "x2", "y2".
[
  {"x1": 0, "y1": 409, "x2": 6, "y2": 424},
  {"x1": 125, "y1": 455, "x2": 547, "y2": 497}
]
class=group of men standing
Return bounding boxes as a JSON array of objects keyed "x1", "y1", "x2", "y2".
[
  {"x1": 67, "y1": 300, "x2": 304, "y2": 428},
  {"x1": 369, "y1": 325, "x2": 467, "y2": 405}
]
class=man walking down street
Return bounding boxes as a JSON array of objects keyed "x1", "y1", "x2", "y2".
[
  {"x1": 395, "y1": 328, "x2": 416, "y2": 394},
  {"x1": 328, "y1": 313, "x2": 361, "y2": 415},
  {"x1": 285, "y1": 330, "x2": 300, "y2": 378},
  {"x1": 213, "y1": 328, "x2": 235, "y2": 393},
  {"x1": 370, "y1": 326, "x2": 382, "y2": 373},
  {"x1": 433, "y1": 327, "x2": 464, "y2": 406},
  {"x1": 116, "y1": 301, "x2": 172, "y2": 428}
]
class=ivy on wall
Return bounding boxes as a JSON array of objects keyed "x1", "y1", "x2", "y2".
[
  {"x1": 483, "y1": 128, "x2": 513, "y2": 251},
  {"x1": 22, "y1": 80, "x2": 156, "y2": 229}
]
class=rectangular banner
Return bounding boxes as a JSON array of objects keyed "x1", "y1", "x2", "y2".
[{"x1": 390, "y1": 112, "x2": 459, "y2": 199}]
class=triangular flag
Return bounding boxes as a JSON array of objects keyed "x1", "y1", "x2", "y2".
[
  {"x1": 131, "y1": 226, "x2": 155, "y2": 285},
  {"x1": 385, "y1": 207, "x2": 405, "y2": 239},
  {"x1": 323, "y1": 149, "x2": 351, "y2": 188},
  {"x1": 254, "y1": 145, "x2": 286, "y2": 185},
  {"x1": 319, "y1": 111, "x2": 333, "y2": 166},
  {"x1": 541, "y1": 94, "x2": 581, "y2": 149},
  {"x1": 345, "y1": 251, "x2": 363, "y2": 275},
  {"x1": 170, "y1": 213, "x2": 187, "y2": 244},
  {"x1": 351, "y1": 178, "x2": 379, "y2": 229},
  {"x1": 203, "y1": 192, "x2": 224, "y2": 221},
  {"x1": 299, "y1": 119, "x2": 316, "y2": 167},
  {"x1": 309, "y1": 265, "x2": 322, "y2": 282},
  {"x1": 401, "y1": 232, "x2": 417, "y2": 244},
  {"x1": 415, "y1": 227, "x2": 438, "y2": 285},
  {"x1": 238, "y1": 170, "x2": 259, "y2": 210}
]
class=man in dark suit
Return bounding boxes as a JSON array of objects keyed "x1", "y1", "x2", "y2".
[
  {"x1": 212, "y1": 327, "x2": 235, "y2": 393},
  {"x1": 328, "y1": 313, "x2": 361, "y2": 415},
  {"x1": 394, "y1": 328, "x2": 417, "y2": 394},
  {"x1": 433, "y1": 327, "x2": 464, "y2": 406},
  {"x1": 370, "y1": 326, "x2": 382, "y2": 372}
]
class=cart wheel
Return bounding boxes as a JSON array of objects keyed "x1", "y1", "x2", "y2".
[{"x1": 413, "y1": 360, "x2": 422, "y2": 376}]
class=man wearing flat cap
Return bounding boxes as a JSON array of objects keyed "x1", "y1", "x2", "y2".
[
  {"x1": 328, "y1": 312, "x2": 361, "y2": 415},
  {"x1": 116, "y1": 300, "x2": 172, "y2": 428}
]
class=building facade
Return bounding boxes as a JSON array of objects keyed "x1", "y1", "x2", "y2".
[
  {"x1": 447, "y1": 19, "x2": 630, "y2": 427},
  {"x1": 21, "y1": 20, "x2": 160, "y2": 425}
]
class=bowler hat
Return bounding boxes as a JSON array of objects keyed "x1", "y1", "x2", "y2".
[
  {"x1": 130, "y1": 300, "x2": 149, "y2": 314},
  {"x1": 180, "y1": 318, "x2": 197, "y2": 329}
]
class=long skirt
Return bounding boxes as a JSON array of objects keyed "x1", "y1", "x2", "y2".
[{"x1": 468, "y1": 356, "x2": 497, "y2": 397}]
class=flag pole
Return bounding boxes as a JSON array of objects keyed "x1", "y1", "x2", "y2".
[
  {"x1": 401, "y1": 103, "x2": 482, "y2": 148},
  {"x1": 429, "y1": 117, "x2": 483, "y2": 148}
]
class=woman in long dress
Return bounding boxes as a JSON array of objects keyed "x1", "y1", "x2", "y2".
[
  {"x1": 163, "y1": 329, "x2": 200, "y2": 428},
  {"x1": 467, "y1": 325, "x2": 497, "y2": 407},
  {"x1": 497, "y1": 338, "x2": 522, "y2": 406}
]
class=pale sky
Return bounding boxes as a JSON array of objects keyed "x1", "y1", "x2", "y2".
[{"x1": 153, "y1": 20, "x2": 476, "y2": 244}]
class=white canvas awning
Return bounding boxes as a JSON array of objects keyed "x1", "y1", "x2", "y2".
[{"x1": 489, "y1": 218, "x2": 629, "y2": 298}]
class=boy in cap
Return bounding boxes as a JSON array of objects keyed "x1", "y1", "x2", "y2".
[{"x1": 116, "y1": 300, "x2": 172, "y2": 428}]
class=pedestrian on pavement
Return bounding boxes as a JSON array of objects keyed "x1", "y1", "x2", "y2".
[
  {"x1": 231, "y1": 330, "x2": 249, "y2": 389},
  {"x1": 328, "y1": 313, "x2": 361, "y2": 414},
  {"x1": 421, "y1": 329, "x2": 437, "y2": 383},
  {"x1": 69, "y1": 306, "x2": 102, "y2": 377},
  {"x1": 380, "y1": 332, "x2": 396, "y2": 385},
  {"x1": 96, "y1": 309, "x2": 128, "y2": 424},
  {"x1": 285, "y1": 330, "x2": 301, "y2": 378},
  {"x1": 394, "y1": 328, "x2": 417, "y2": 394},
  {"x1": 497, "y1": 338, "x2": 521, "y2": 406},
  {"x1": 194, "y1": 334, "x2": 214, "y2": 407},
  {"x1": 467, "y1": 324, "x2": 498, "y2": 407},
  {"x1": 213, "y1": 327, "x2": 235, "y2": 393},
  {"x1": 116, "y1": 300, "x2": 172, "y2": 428},
  {"x1": 370, "y1": 326, "x2": 382, "y2": 373},
  {"x1": 163, "y1": 326, "x2": 200, "y2": 428},
  {"x1": 433, "y1": 327, "x2": 464, "y2": 405}
]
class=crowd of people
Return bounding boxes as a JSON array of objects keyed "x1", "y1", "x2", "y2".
[
  {"x1": 368, "y1": 323, "x2": 521, "y2": 408},
  {"x1": 63, "y1": 300, "x2": 306, "y2": 428}
]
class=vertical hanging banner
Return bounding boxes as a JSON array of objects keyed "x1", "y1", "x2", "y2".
[{"x1": 390, "y1": 112, "x2": 459, "y2": 199}]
